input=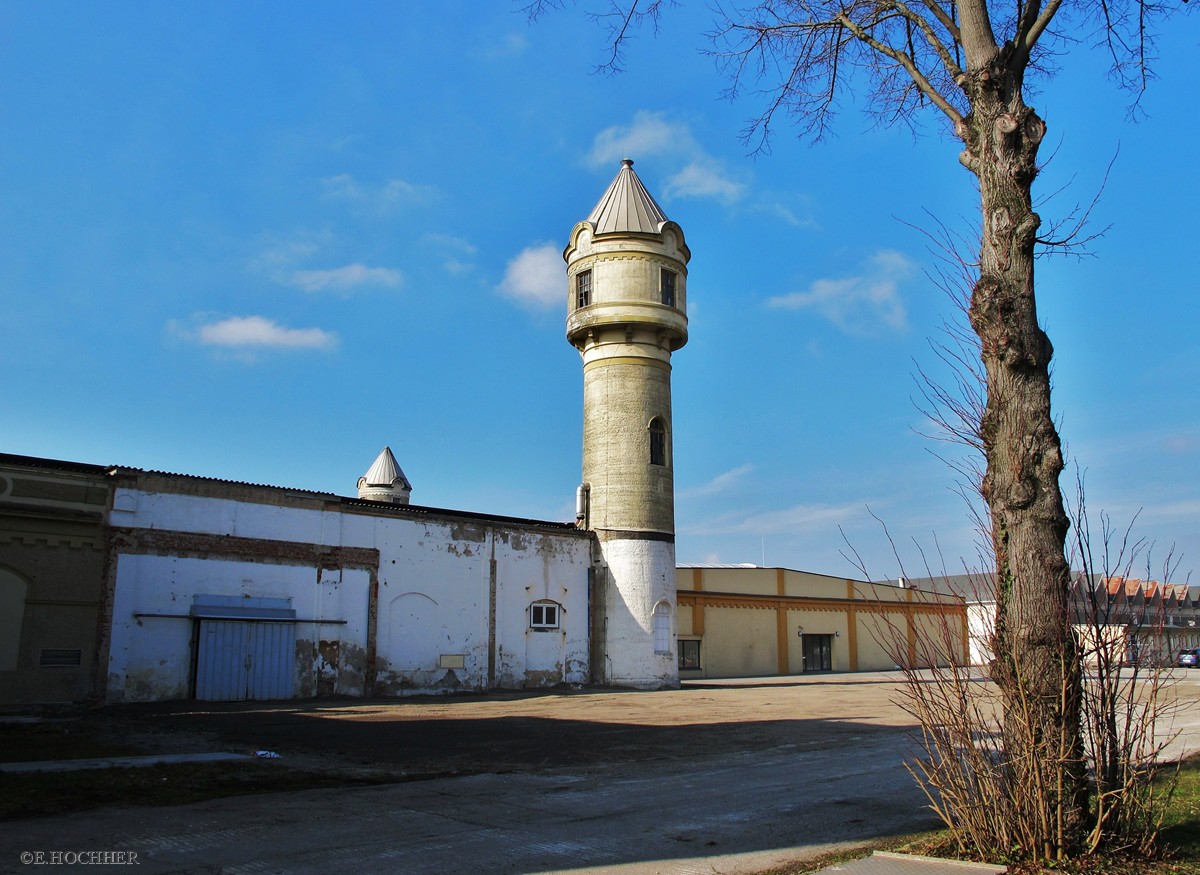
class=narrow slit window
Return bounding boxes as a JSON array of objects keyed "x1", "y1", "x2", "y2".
[
  {"x1": 661, "y1": 269, "x2": 676, "y2": 308},
  {"x1": 649, "y1": 417, "x2": 667, "y2": 467},
  {"x1": 576, "y1": 269, "x2": 592, "y2": 308}
]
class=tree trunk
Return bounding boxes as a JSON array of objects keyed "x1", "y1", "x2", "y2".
[{"x1": 960, "y1": 60, "x2": 1088, "y2": 857}]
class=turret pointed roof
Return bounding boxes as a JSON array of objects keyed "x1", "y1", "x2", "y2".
[
  {"x1": 586, "y1": 159, "x2": 669, "y2": 235},
  {"x1": 361, "y1": 446, "x2": 411, "y2": 490}
]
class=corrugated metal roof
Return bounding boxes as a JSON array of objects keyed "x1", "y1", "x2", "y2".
[
  {"x1": 117, "y1": 466, "x2": 580, "y2": 530},
  {"x1": 339, "y1": 496, "x2": 583, "y2": 532},
  {"x1": 4, "y1": 450, "x2": 582, "y2": 533},
  {"x1": 587, "y1": 159, "x2": 669, "y2": 235},
  {"x1": 0, "y1": 451, "x2": 113, "y2": 476},
  {"x1": 111, "y1": 466, "x2": 303, "y2": 493},
  {"x1": 361, "y1": 446, "x2": 411, "y2": 490},
  {"x1": 896, "y1": 573, "x2": 998, "y2": 603}
]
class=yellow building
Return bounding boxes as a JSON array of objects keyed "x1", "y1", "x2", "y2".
[{"x1": 676, "y1": 565, "x2": 967, "y2": 678}]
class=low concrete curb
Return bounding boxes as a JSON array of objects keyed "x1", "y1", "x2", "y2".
[{"x1": 815, "y1": 851, "x2": 1005, "y2": 874}]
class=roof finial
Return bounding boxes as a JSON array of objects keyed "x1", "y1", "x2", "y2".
[{"x1": 586, "y1": 158, "x2": 668, "y2": 234}]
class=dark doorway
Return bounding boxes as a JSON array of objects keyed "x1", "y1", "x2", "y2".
[{"x1": 802, "y1": 634, "x2": 833, "y2": 672}]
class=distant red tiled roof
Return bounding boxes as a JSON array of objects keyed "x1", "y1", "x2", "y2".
[{"x1": 1102, "y1": 576, "x2": 1191, "y2": 603}]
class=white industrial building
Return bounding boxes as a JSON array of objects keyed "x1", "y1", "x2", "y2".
[{"x1": 100, "y1": 453, "x2": 593, "y2": 701}]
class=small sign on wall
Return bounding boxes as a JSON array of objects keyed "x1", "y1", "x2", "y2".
[{"x1": 439, "y1": 653, "x2": 466, "y2": 669}]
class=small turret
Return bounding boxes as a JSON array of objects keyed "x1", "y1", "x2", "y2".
[{"x1": 357, "y1": 447, "x2": 412, "y2": 505}]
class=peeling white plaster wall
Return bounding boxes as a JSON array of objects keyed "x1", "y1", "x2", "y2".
[
  {"x1": 106, "y1": 553, "x2": 371, "y2": 702},
  {"x1": 107, "y1": 486, "x2": 592, "y2": 702}
]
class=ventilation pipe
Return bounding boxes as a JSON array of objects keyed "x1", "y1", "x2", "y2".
[{"x1": 575, "y1": 483, "x2": 591, "y2": 528}]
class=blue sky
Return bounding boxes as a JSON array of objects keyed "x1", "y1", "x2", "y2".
[{"x1": 2, "y1": 4, "x2": 1196, "y2": 582}]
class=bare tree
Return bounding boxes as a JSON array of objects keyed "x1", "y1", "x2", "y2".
[{"x1": 529, "y1": 0, "x2": 1187, "y2": 859}]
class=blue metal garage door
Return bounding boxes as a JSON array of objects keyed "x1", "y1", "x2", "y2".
[
  {"x1": 195, "y1": 620, "x2": 296, "y2": 701},
  {"x1": 192, "y1": 595, "x2": 296, "y2": 701}
]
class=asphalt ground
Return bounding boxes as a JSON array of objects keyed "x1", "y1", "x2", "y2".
[
  {"x1": 87, "y1": 672, "x2": 924, "y2": 778},
  {"x1": 4, "y1": 670, "x2": 1199, "y2": 874}
]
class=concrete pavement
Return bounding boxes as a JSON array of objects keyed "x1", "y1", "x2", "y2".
[
  {"x1": 4, "y1": 746, "x2": 940, "y2": 874},
  {"x1": 5, "y1": 670, "x2": 1197, "y2": 874},
  {"x1": 5, "y1": 714, "x2": 942, "y2": 873}
]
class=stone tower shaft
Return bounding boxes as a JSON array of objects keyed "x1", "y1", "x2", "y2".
[{"x1": 565, "y1": 159, "x2": 689, "y2": 538}]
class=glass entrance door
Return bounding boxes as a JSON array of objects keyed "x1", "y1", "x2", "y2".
[{"x1": 802, "y1": 634, "x2": 833, "y2": 672}]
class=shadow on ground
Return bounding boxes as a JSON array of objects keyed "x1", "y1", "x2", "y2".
[{"x1": 82, "y1": 694, "x2": 901, "y2": 777}]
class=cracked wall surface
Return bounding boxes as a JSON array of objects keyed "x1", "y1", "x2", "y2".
[{"x1": 104, "y1": 477, "x2": 593, "y2": 702}]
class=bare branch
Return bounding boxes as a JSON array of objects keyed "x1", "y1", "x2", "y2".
[
  {"x1": 917, "y1": 0, "x2": 964, "y2": 43},
  {"x1": 892, "y1": 0, "x2": 967, "y2": 81},
  {"x1": 1035, "y1": 145, "x2": 1119, "y2": 254},
  {"x1": 835, "y1": 11, "x2": 967, "y2": 128},
  {"x1": 839, "y1": 524, "x2": 873, "y2": 579},
  {"x1": 1018, "y1": 0, "x2": 1067, "y2": 64}
]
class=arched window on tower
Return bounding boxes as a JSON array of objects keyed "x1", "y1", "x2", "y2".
[
  {"x1": 653, "y1": 600, "x2": 672, "y2": 654},
  {"x1": 648, "y1": 417, "x2": 667, "y2": 467}
]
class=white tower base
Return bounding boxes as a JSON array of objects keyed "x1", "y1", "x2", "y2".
[{"x1": 596, "y1": 537, "x2": 679, "y2": 688}]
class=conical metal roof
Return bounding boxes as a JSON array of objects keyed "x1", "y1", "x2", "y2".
[
  {"x1": 586, "y1": 159, "x2": 669, "y2": 235},
  {"x1": 361, "y1": 446, "x2": 411, "y2": 490}
]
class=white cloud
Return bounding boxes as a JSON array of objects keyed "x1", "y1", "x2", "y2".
[
  {"x1": 767, "y1": 249, "x2": 915, "y2": 335},
  {"x1": 479, "y1": 32, "x2": 528, "y2": 59},
  {"x1": 248, "y1": 235, "x2": 402, "y2": 293},
  {"x1": 248, "y1": 233, "x2": 328, "y2": 273},
  {"x1": 421, "y1": 233, "x2": 477, "y2": 256},
  {"x1": 588, "y1": 111, "x2": 691, "y2": 167},
  {"x1": 685, "y1": 501, "x2": 865, "y2": 537},
  {"x1": 172, "y1": 315, "x2": 337, "y2": 354},
  {"x1": 422, "y1": 233, "x2": 478, "y2": 275},
  {"x1": 665, "y1": 159, "x2": 745, "y2": 204},
  {"x1": 284, "y1": 263, "x2": 404, "y2": 293},
  {"x1": 755, "y1": 196, "x2": 820, "y2": 230},
  {"x1": 1161, "y1": 434, "x2": 1198, "y2": 455},
  {"x1": 588, "y1": 111, "x2": 747, "y2": 209},
  {"x1": 321, "y1": 173, "x2": 437, "y2": 210},
  {"x1": 497, "y1": 243, "x2": 563, "y2": 309},
  {"x1": 587, "y1": 112, "x2": 830, "y2": 230},
  {"x1": 681, "y1": 464, "x2": 755, "y2": 499}
]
